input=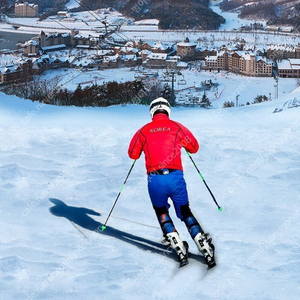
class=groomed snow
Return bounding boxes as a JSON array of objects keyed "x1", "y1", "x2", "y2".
[{"x1": 0, "y1": 82, "x2": 300, "y2": 299}]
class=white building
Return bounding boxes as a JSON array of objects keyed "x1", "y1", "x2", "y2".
[{"x1": 15, "y1": 2, "x2": 38, "y2": 17}]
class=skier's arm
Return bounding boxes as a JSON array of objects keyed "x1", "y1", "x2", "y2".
[
  {"x1": 128, "y1": 129, "x2": 144, "y2": 159},
  {"x1": 179, "y1": 125, "x2": 199, "y2": 154}
]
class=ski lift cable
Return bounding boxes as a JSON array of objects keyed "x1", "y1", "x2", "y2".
[
  {"x1": 106, "y1": 27, "x2": 133, "y2": 44},
  {"x1": 73, "y1": 0, "x2": 131, "y2": 44},
  {"x1": 74, "y1": 0, "x2": 108, "y2": 24}
]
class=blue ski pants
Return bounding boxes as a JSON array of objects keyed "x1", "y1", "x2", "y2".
[{"x1": 148, "y1": 170, "x2": 188, "y2": 220}]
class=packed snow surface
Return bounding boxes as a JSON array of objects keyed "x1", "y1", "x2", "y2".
[{"x1": 0, "y1": 85, "x2": 300, "y2": 299}]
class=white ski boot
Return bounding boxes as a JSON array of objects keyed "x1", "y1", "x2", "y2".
[
  {"x1": 194, "y1": 232, "x2": 216, "y2": 269},
  {"x1": 165, "y1": 232, "x2": 189, "y2": 268}
]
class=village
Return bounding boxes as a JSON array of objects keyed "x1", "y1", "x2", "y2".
[
  {"x1": 1, "y1": 1, "x2": 300, "y2": 106},
  {"x1": 2, "y1": 30, "x2": 300, "y2": 79}
]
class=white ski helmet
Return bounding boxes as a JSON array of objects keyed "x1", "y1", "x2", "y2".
[{"x1": 149, "y1": 97, "x2": 171, "y2": 119}]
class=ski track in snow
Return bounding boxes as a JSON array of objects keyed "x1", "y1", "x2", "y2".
[{"x1": 0, "y1": 88, "x2": 300, "y2": 300}]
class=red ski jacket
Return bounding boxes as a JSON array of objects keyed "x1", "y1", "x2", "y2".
[{"x1": 128, "y1": 113, "x2": 199, "y2": 174}]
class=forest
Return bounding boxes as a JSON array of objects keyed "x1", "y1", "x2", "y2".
[{"x1": 1, "y1": 77, "x2": 176, "y2": 107}]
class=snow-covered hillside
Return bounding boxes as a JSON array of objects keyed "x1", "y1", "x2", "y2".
[
  {"x1": 215, "y1": 0, "x2": 300, "y2": 25},
  {"x1": 66, "y1": 0, "x2": 81, "y2": 10},
  {"x1": 0, "y1": 89, "x2": 300, "y2": 300}
]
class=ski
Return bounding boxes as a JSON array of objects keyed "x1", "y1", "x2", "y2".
[{"x1": 206, "y1": 256, "x2": 216, "y2": 269}]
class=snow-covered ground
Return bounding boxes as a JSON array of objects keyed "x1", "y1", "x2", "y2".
[
  {"x1": 176, "y1": 69, "x2": 297, "y2": 106},
  {"x1": 0, "y1": 74, "x2": 300, "y2": 299},
  {"x1": 0, "y1": 53, "x2": 22, "y2": 65},
  {"x1": 66, "y1": 0, "x2": 80, "y2": 10},
  {"x1": 2, "y1": 8, "x2": 130, "y2": 35},
  {"x1": 118, "y1": 28, "x2": 298, "y2": 48},
  {"x1": 133, "y1": 19, "x2": 160, "y2": 26},
  {"x1": 38, "y1": 68, "x2": 137, "y2": 91}
]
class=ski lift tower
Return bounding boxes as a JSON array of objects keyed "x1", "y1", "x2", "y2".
[
  {"x1": 274, "y1": 76, "x2": 279, "y2": 99},
  {"x1": 162, "y1": 69, "x2": 186, "y2": 106},
  {"x1": 171, "y1": 71, "x2": 176, "y2": 106},
  {"x1": 236, "y1": 95, "x2": 239, "y2": 107}
]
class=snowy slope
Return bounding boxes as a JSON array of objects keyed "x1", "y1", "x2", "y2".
[
  {"x1": 210, "y1": 1, "x2": 267, "y2": 30},
  {"x1": 0, "y1": 90, "x2": 300, "y2": 300},
  {"x1": 66, "y1": 0, "x2": 81, "y2": 10}
]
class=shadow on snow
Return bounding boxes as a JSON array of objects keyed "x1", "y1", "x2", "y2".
[{"x1": 49, "y1": 198, "x2": 207, "y2": 265}]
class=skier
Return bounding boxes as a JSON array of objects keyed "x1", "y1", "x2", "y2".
[{"x1": 128, "y1": 97, "x2": 215, "y2": 268}]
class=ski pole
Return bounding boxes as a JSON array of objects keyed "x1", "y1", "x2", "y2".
[
  {"x1": 101, "y1": 160, "x2": 136, "y2": 231},
  {"x1": 186, "y1": 150, "x2": 222, "y2": 211}
]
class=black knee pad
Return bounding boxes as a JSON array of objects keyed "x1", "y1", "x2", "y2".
[
  {"x1": 180, "y1": 203, "x2": 193, "y2": 219},
  {"x1": 153, "y1": 205, "x2": 169, "y2": 217}
]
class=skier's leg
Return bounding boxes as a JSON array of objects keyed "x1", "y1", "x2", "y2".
[
  {"x1": 180, "y1": 203, "x2": 203, "y2": 238},
  {"x1": 153, "y1": 205, "x2": 176, "y2": 235},
  {"x1": 165, "y1": 232, "x2": 188, "y2": 267},
  {"x1": 148, "y1": 173, "x2": 175, "y2": 234},
  {"x1": 168, "y1": 171, "x2": 215, "y2": 267},
  {"x1": 148, "y1": 173, "x2": 188, "y2": 266},
  {"x1": 168, "y1": 170, "x2": 190, "y2": 220},
  {"x1": 153, "y1": 205, "x2": 188, "y2": 266},
  {"x1": 147, "y1": 173, "x2": 169, "y2": 209},
  {"x1": 180, "y1": 204, "x2": 215, "y2": 267},
  {"x1": 169, "y1": 171, "x2": 204, "y2": 240},
  {"x1": 194, "y1": 232, "x2": 216, "y2": 268}
]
